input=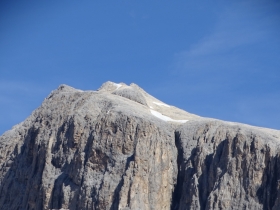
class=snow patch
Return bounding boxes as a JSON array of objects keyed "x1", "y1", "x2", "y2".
[
  {"x1": 153, "y1": 102, "x2": 170, "y2": 107},
  {"x1": 112, "y1": 83, "x2": 122, "y2": 90},
  {"x1": 149, "y1": 106, "x2": 154, "y2": 109},
  {"x1": 150, "y1": 110, "x2": 188, "y2": 123}
]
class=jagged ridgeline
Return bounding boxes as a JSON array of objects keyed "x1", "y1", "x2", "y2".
[{"x1": 0, "y1": 81, "x2": 280, "y2": 210}]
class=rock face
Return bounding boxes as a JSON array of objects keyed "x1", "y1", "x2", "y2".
[{"x1": 0, "y1": 81, "x2": 280, "y2": 210}]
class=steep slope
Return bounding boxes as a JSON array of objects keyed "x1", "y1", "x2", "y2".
[
  {"x1": 173, "y1": 120, "x2": 280, "y2": 210},
  {"x1": 0, "y1": 81, "x2": 279, "y2": 210}
]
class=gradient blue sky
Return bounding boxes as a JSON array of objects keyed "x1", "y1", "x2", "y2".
[{"x1": 1, "y1": 0, "x2": 280, "y2": 135}]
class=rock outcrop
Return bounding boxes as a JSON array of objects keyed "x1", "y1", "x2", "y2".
[{"x1": 0, "y1": 81, "x2": 279, "y2": 210}]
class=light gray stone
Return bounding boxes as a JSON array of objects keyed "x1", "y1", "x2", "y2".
[{"x1": 0, "y1": 82, "x2": 279, "y2": 210}]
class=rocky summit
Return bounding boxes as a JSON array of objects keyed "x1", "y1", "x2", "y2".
[{"x1": 1, "y1": 81, "x2": 280, "y2": 210}]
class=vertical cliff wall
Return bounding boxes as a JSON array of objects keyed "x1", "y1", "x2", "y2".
[{"x1": 0, "y1": 82, "x2": 280, "y2": 210}]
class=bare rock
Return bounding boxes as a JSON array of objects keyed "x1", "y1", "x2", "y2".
[
  {"x1": 112, "y1": 87, "x2": 148, "y2": 106},
  {"x1": 173, "y1": 120, "x2": 280, "y2": 210},
  {"x1": 0, "y1": 81, "x2": 280, "y2": 210}
]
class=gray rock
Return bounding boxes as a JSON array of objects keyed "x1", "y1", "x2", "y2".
[
  {"x1": 112, "y1": 87, "x2": 148, "y2": 106},
  {"x1": 0, "y1": 81, "x2": 279, "y2": 210},
  {"x1": 173, "y1": 120, "x2": 280, "y2": 210}
]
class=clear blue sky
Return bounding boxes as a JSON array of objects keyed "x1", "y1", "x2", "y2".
[{"x1": 1, "y1": 0, "x2": 280, "y2": 135}]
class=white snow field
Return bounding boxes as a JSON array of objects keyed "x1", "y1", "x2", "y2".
[
  {"x1": 150, "y1": 110, "x2": 188, "y2": 123},
  {"x1": 153, "y1": 102, "x2": 170, "y2": 107}
]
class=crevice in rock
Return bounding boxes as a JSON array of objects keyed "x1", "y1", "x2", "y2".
[
  {"x1": 110, "y1": 153, "x2": 135, "y2": 210},
  {"x1": 257, "y1": 154, "x2": 280, "y2": 210},
  {"x1": 171, "y1": 131, "x2": 184, "y2": 210},
  {"x1": 50, "y1": 173, "x2": 67, "y2": 209}
]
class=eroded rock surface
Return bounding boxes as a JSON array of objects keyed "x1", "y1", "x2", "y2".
[
  {"x1": 0, "y1": 81, "x2": 280, "y2": 210},
  {"x1": 173, "y1": 120, "x2": 280, "y2": 210},
  {"x1": 112, "y1": 87, "x2": 148, "y2": 106}
]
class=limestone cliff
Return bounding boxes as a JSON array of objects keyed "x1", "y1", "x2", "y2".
[{"x1": 0, "y1": 82, "x2": 279, "y2": 210}]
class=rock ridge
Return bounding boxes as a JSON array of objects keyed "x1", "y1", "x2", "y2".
[{"x1": 0, "y1": 81, "x2": 280, "y2": 210}]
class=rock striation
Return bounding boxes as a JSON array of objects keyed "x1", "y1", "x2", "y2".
[{"x1": 0, "y1": 81, "x2": 280, "y2": 210}]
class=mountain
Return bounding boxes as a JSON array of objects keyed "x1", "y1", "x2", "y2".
[{"x1": 0, "y1": 81, "x2": 280, "y2": 210}]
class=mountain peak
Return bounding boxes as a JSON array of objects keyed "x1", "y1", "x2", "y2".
[
  {"x1": 97, "y1": 81, "x2": 126, "y2": 92},
  {"x1": 0, "y1": 81, "x2": 280, "y2": 209}
]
